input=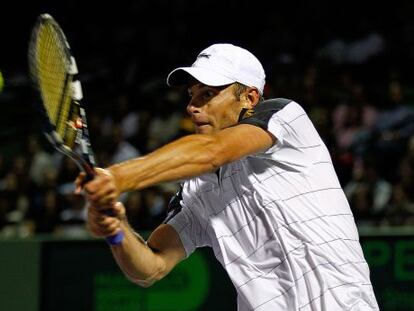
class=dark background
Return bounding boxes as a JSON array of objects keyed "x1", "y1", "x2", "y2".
[
  {"x1": 1, "y1": 1, "x2": 414, "y2": 142},
  {"x1": 1, "y1": 1, "x2": 414, "y2": 139},
  {"x1": 1, "y1": 1, "x2": 413, "y2": 96}
]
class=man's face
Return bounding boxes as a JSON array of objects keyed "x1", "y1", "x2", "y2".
[{"x1": 187, "y1": 83, "x2": 243, "y2": 134}]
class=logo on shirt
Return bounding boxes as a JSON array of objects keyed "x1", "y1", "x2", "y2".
[{"x1": 163, "y1": 187, "x2": 183, "y2": 224}]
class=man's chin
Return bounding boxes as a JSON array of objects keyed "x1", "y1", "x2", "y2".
[{"x1": 195, "y1": 124, "x2": 213, "y2": 134}]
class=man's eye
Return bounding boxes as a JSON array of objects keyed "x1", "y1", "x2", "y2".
[{"x1": 203, "y1": 90, "x2": 214, "y2": 99}]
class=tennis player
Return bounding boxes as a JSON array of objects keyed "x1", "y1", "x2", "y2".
[{"x1": 77, "y1": 44, "x2": 379, "y2": 310}]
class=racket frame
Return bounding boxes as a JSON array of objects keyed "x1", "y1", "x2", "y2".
[{"x1": 29, "y1": 14, "x2": 124, "y2": 245}]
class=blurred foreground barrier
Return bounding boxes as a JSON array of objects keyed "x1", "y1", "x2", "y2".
[
  {"x1": 0, "y1": 235, "x2": 236, "y2": 311},
  {"x1": 1, "y1": 227, "x2": 413, "y2": 311}
]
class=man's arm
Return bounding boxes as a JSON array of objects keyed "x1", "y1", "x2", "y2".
[
  {"x1": 112, "y1": 223, "x2": 185, "y2": 287},
  {"x1": 89, "y1": 202, "x2": 185, "y2": 287},
  {"x1": 78, "y1": 124, "x2": 275, "y2": 205}
]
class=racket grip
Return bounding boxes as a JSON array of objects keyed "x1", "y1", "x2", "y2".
[
  {"x1": 103, "y1": 209, "x2": 124, "y2": 245},
  {"x1": 83, "y1": 171, "x2": 95, "y2": 185}
]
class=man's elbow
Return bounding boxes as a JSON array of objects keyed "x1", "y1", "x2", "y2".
[
  {"x1": 126, "y1": 273, "x2": 161, "y2": 288},
  {"x1": 132, "y1": 278, "x2": 156, "y2": 288},
  {"x1": 125, "y1": 260, "x2": 167, "y2": 288}
]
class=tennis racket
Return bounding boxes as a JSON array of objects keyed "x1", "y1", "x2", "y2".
[{"x1": 28, "y1": 13, "x2": 124, "y2": 245}]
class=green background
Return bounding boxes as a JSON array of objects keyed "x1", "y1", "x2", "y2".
[{"x1": 1, "y1": 229, "x2": 414, "y2": 311}]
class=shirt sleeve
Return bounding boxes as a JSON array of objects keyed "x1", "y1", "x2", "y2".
[
  {"x1": 163, "y1": 184, "x2": 201, "y2": 258},
  {"x1": 238, "y1": 98, "x2": 326, "y2": 167},
  {"x1": 238, "y1": 97, "x2": 292, "y2": 131},
  {"x1": 238, "y1": 98, "x2": 297, "y2": 152}
]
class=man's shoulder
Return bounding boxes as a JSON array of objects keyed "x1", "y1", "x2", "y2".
[
  {"x1": 239, "y1": 98, "x2": 297, "y2": 120},
  {"x1": 258, "y1": 98, "x2": 293, "y2": 110}
]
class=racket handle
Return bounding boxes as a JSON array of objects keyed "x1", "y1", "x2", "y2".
[
  {"x1": 103, "y1": 209, "x2": 124, "y2": 245},
  {"x1": 83, "y1": 170, "x2": 95, "y2": 185}
]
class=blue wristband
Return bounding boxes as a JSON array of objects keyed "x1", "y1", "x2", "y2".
[{"x1": 106, "y1": 231, "x2": 124, "y2": 245}]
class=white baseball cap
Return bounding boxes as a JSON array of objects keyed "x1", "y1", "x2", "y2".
[{"x1": 167, "y1": 43, "x2": 266, "y2": 95}]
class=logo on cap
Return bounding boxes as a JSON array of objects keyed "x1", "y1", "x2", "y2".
[{"x1": 197, "y1": 53, "x2": 211, "y2": 59}]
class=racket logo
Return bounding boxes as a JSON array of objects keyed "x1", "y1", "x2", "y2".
[
  {"x1": 67, "y1": 117, "x2": 83, "y2": 130},
  {"x1": 75, "y1": 117, "x2": 83, "y2": 129}
]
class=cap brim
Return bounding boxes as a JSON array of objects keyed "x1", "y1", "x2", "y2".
[{"x1": 167, "y1": 67, "x2": 235, "y2": 87}]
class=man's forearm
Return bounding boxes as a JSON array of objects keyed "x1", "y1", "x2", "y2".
[
  {"x1": 110, "y1": 222, "x2": 166, "y2": 287},
  {"x1": 109, "y1": 134, "x2": 223, "y2": 193},
  {"x1": 107, "y1": 125, "x2": 274, "y2": 195}
]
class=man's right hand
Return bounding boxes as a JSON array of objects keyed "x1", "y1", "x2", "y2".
[{"x1": 75, "y1": 167, "x2": 121, "y2": 206}]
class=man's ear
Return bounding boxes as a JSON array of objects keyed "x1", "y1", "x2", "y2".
[{"x1": 242, "y1": 87, "x2": 260, "y2": 109}]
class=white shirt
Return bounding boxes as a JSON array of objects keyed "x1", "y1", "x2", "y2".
[{"x1": 166, "y1": 99, "x2": 379, "y2": 310}]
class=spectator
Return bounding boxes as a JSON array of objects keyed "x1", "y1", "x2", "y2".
[
  {"x1": 344, "y1": 158, "x2": 392, "y2": 225},
  {"x1": 383, "y1": 184, "x2": 414, "y2": 226}
]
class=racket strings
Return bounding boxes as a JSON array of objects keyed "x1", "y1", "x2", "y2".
[{"x1": 34, "y1": 23, "x2": 75, "y2": 146}]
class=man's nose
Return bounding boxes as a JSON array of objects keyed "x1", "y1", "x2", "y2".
[{"x1": 187, "y1": 101, "x2": 201, "y2": 115}]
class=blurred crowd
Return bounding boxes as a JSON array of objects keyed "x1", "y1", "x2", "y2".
[{"x1": 1, "y1": 1, "x2": 414, "y2": 238}]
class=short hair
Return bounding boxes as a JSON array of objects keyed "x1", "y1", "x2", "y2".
[{"x1": 233, "y1": 82, "x2": 264, "y2": 102}]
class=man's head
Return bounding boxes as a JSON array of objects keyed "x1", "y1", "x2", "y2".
[
  {"x1": 167, "y1": 43, "x2": 265, "y2": 95},
  {"x1": 167, "y1": 44, "x2": 266, "y2": 134}
]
